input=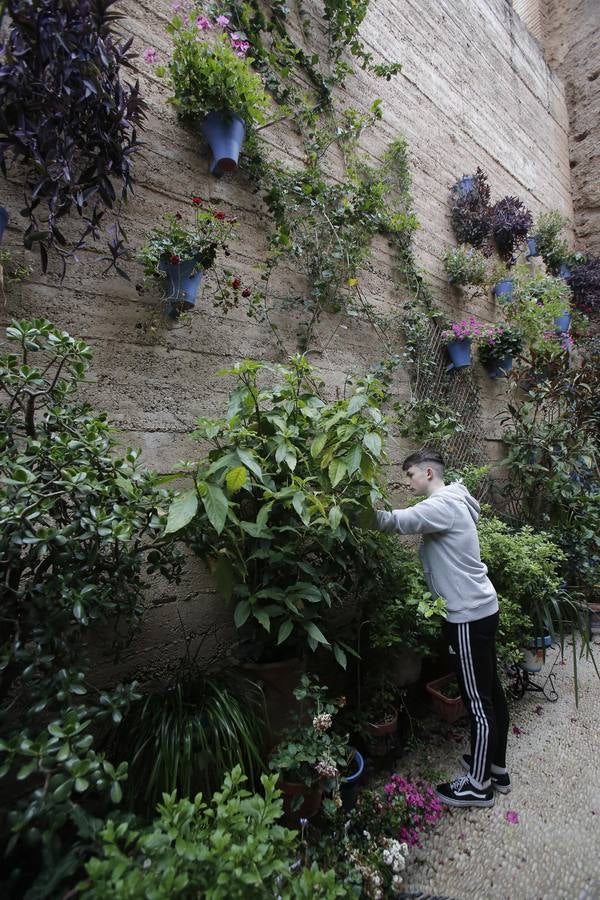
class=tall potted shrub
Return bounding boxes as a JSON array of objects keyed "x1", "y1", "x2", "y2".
[
  {"x1": 0, "y1": 0, "x2": 146, "y2": 273},
  {"x1": 163, "y1": 356, "x2": 388, "y2": 668},
  {"x1": 140, "y1": 197, "x2": 237, "y2": 316},
  {"x1": 156, "y1": 14, "x2": 270, "y2": 176}
]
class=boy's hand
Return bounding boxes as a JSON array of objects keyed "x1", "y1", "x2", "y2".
[{"x1": 350, "y1": 503, "x2": 377, "y2": 530}]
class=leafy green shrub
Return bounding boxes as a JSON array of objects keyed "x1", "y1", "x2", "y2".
[
  {"x1": 496, "y1": 595, "x2": 535, "y2": 666},
  {"x1": 79, "y1": 766, "x2": 346, "y2": 899},
  {"x1": 443, "y1": 245, "x2": 487, "y2": 285},
  {"x1": 505, "y1": 269, "x2": 571, "y2": 350},
  {"x1": 108, "y1": 670, "x2": 268, "y2": 818},
  {"x1": 364, "y1": 535, "x2": 446, "y2": 658},
  {"x1": 476, "y1": 323, "x2": 523, "y2": 367},
  {"x1": 164, "y1": 356, "x2": 388, "y2": 666},
  {"x1": 533, "y1": 210, "x2": 571, "y2": 276},
  {"x1": 0, "y1": 319, "x2": 181, "y2": 895}
]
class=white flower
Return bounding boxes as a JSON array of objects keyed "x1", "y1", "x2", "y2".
[
  {"x1": 312, "y1": 712, "x2": 333, "y2": 732},
  {"x1": 315, "y1": 759, "x2": 338, "y2": 778}
]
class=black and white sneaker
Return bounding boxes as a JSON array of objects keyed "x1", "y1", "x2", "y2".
[
  {"x1": 436, "y1": 775, "x2": 494, "y2": 808},
  {"x1": 460, "y1": 754, "x2": 512, "y2": 794}
]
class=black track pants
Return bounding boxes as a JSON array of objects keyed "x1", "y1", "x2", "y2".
[{"x1": 444, "y1": 612, "x2": 509, "y2": 785}]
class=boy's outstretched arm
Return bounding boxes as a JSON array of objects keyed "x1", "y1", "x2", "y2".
[{"x1": 374, "y1": 495, "x2": 454, "y2": 535}]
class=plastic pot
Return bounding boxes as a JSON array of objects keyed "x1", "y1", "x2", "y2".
[
  {"x1": 559, "y1": 263, "x2": 571, "y2": 279},
  {"x1": 425, "y1": 674, "x2": 466, "y2": 723},
  {"x1": 0, "y1": 207, "x2": 8, "y2": 243},
  {"x1": 200, "y1": 111, "x2": 246, "y2": 177},
  {"x1": 526, "y1": 236, "x2": 539, "y2": 258},
  {"x1": 278, "y1": 780, "x2": 323, "y2": 825},
  {"x1": 446, "y1": 338, "x2": 472, "y2": 371},
  {"x1": 554, "y1": 311, "x2": 571, "y2": 333},
  {"x1": 493, "y1": 278, "x2": 514, "y2": 302},
  {"x1": 454, "y1": 175, "x2": 475, "y2": 197},
  {"x1": 485, "y1": 354, "x2": 513, "y2": 379},
  {"x1": 159, "y1": 257, "x2": 203, "y2": 316},
  {"x1": 366, "y1": 708, "x2": 398, "y2": 737},
  {"x1": 339, "y1": 749, "x2": 365, "y2": 811}
]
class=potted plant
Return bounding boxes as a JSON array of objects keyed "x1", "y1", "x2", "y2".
[
  {"x1": 268, "y1": 676, "x2": 349, "y2": 824},
  {"x1": 489, "y1": 195, "x2": 533, "y2": 263},
  {"x1": 443, "y1": 245, "x2": 487, "y2": 286},
  {"x1": 450, "y1": 167, "x2": 491, "y2": 248},
  {"x1": 425, "y1": 673, "x2": 466, "y2": 722},
  {"x1": 0, "y1": 0, "x2": 145, "y2": 273},
  {"x1": 363, "y1": 683, "x2": 398, "y2": 737},
  {"x1": 339, "y1": 747, "x2": 365, "y2": 811},
  {"x1": 158, "y1": 14, "x2": 270, "y2": 175},
  {"x1": 531, "y1": 210, "x2": 571, "y2": 276},
  {"x1": 477, "y1": 323, "x2": 523, "y2": 378},
  {"x1": 567, "y1": 255, "x2": 600, "y2": 316},
  {"x1": 491, "y1": 261, "x2": 514, "y2": 301},
  {"x1": 441, "y1": 316, "x2": 485, "y2": 370},
  {"x1": 503, "y1": 269, "x2": 572, "y2": 352},
  {"x1": 139, "y1": 198, "x2": 236, "y2": 316}
]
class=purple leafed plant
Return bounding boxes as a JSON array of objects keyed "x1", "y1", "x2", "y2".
[
  {"x1": 568, "y1": 256, "x2": 600, "y2": 315},
  {"x1": 490, "y1": 195, "x2": 533, "y2": 263},
  {"x1": 450, "y1": 167, "x2": 492, "y2": 249},
  {"x1": 0, "y1": 0, "x2": 147, "y2": 276}
]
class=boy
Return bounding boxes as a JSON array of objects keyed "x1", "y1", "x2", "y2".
[{"x1": 373, "y1": 449, "x2": 510, "y2": 808}]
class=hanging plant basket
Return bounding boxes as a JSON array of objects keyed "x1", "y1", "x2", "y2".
[
  {"x1": 485, "y1": 354, "x2": 513, "y2": 379},
  {"x1": 446, "y1": 338, "x2": 472, "y2": 371},
  {"x1": 559, "y1": 262, "x2": 571, "y2": 279},
  {"x1": 554, "y1": 311, "x2": 571, "y2": 333},
  {"x1": 492, "y1": 278, "x2": 514, "y2": 302},
  {"x1": 526, "y1": 236, "x2": 540, "y2": 259},
  {"x1": 453, "y1": 175, "x2": 475, "y2": 198},
  {"x1": 159, "y1": 256, "x2": 203, "y2": 316},
  {"x1": 0, "y1": 207, "x2": 8, "y2": 243},
  {"x1": 200, "y1": 111, "x2": 246, "y2": 177}
]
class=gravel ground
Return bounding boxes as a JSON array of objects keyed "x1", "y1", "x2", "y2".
[{"x1": 401, "y1": 639, "x2": 600, "y2": 900}]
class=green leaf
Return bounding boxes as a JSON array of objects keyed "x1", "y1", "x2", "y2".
[
  {"x1": 333, "y1": 644, "x2": 347, "y2": 669},
  {"x1": 328, "y1": 506, "x2": 342, "y2": 530},
  {"x1": 164, "y1": 489, "x2": 198, "y2": 535},
  {"x1": 347, "y1": 394, "x2": 367, "y2": 415},
  {"x1": 254, "y1": 608, "x2": 271, "y2": 632},
  {"x1": 234, "y1": 600, "x2": 251, "y2": 627},
  {"x1": 110, "y1": 782, "x2": 122, "y2": 804},
  {"x1": 310, "y1": 433, "x2": 327, "y2": 458},
  {"x1": 226, "y1": 466, "x2": 248, "y2": 494},
  {"x1": 304, "y1": 622, "x2": 330, "y2": 645},
  {"x1": 277, "y1": 620, "x2": 293, "y2": 645},
  {"x1": 328, "y1": 459, "x2": 347, "y2": 488},
  {"x1": 17, "y1": 761, "x2": 37, "y2": 780},
  {"x1": 202, "y1": 483, "x2": 229, "y2": 534},
  {"x1": 345, "y1": 444, "x2": 362, "y2": 475},
  {"x1": 363, "y1": 432, "x2": 382, "y2": 457},
  {"x1": 236, "y1": 449, "x2": 262, "y2": 478}
]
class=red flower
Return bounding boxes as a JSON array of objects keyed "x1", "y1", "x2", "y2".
[
  {"x1": 242, "y1": 288, "x2": 251, "y2": 298},
  {"x1": 214, "y1": 211, "x2": 226, "y2": 220},
  {"x1": 169, "y1": 254, "x2": 181, "y2": 265},
  {"x1": 232, "y1": 277, "x2": 241, "y2": 289},
  {"x1": 192, "y1": 197, "x2": 203, "y2": 205}
]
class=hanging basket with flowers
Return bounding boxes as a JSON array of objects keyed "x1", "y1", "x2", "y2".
[
  {"x1": 441, "y1": 316, "x2": 485, "y2": 371},
  {"x1": 149, "y1": 12, "x2": 270, "y2": 176},
  {"x1": 140, "y1": 197, "x2": 237, "y2": 316},
  {"x1": 477, "y1": 323, "x2": 523, "y2": 378}
]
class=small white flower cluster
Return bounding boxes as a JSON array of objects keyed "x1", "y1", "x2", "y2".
[
  {"x1": 312, "y1": 712, "x2": 332, "y2": 732},
  {"x1": 314, "y1": 758, "x2": 338, "y2": 778},
  {"x1": 382, "y1": 838, "x2": 408, "y2": 874}
]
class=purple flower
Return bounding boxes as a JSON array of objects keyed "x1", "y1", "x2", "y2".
[
  {"x1": 505, "y1": 810, "x2": 519, "y2": 824},
  {"x1": 196, "y1": 15, "x2": 212, "y2": 29},
  {"x1": 216, "y1": 14, "x2": 230, "y2": 26},
  {"x1": 143, "y1": 47, "x2": 157, "y2": 64}
]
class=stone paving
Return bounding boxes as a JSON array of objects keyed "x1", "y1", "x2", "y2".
[{"x1": 401, "y1": 639, "x2": 600, "y2": 900}]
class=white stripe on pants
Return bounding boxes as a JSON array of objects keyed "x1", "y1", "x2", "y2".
[{"x1": 458, "y1": 622, "x2": 490, "y2": 786}]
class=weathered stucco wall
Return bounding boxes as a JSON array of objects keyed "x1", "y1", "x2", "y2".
[
  {"x1": 0, "y1": 0, "x2": 573, "y2": 684},
  {"x1": 542, "y1": 0, "x2": 600, "y2": 255}
]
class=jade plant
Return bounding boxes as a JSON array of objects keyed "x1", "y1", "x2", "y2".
[
  {"x1": 163, "y1": 356, "x2": 388, "y2": 666},
  {"x1": 0, "y1": 0, "x2": 146, "y2": 274}
]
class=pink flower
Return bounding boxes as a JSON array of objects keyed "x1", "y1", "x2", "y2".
[
  {"x1": 143, "y1": 47, "x2": 157, "y2": 64},
  {"x1": 505, "y1": 810, "x2": 519, "y2": 825},
  {"x1": 196, "y1": 15, "x2": 212, "y2": 29},
  {"x1": 216, "y1": 14, "x2": 230, "y2": 26}
]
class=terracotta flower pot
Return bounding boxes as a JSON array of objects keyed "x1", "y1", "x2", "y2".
[
  {"x1": 366, "y1": 708, "x2": 398, "y2": 736},
  {"x1": 425, "y1": 674, "x2": 466, "y2": 723},
  {"x1": 278, "y1": 779, "x2": 323, "y2": 825}
]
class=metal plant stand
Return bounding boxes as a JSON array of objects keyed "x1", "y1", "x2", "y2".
[{"x1": 508, "y1": 649, "x2": 561, "y2": 702}]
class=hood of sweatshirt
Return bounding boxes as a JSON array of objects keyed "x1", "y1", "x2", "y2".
[{"x1": 437, "y1": 482, "x2": 480, "y2": 524}]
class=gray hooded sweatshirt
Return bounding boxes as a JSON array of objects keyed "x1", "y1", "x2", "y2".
[{"x1": 375, "y1": 482, "x2": 498, "y2": 624}]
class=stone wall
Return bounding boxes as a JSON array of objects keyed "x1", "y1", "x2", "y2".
[
  {"x1": 0, "y1": 0, "x2": 573, "y2": 684},
  {"x1": 542, "y1": 0, "x2": 600, "y2": 255}
]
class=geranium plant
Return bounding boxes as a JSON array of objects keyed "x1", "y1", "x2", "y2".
[
  {"x1": 157, "y1": 12, "x2": 269, "y2": 128},
  {"x1": 139, "y1": 197, "x2": 236, "y2": 277},
  {"x1": 268, "y1": 676, "x2": 349, "y2": 790},
  {"x1": 477, "y1": 323, "x2": 523, "y2": 366},
  {"x1": 0, "y1": 0, "x2": 146, "y2": 274},
  {"x1": 441, "y1": 315, "x2": 485, "y2": 342}
]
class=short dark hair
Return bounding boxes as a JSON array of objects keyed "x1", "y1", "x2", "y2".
[{"x1": 402, "y1": 449, "x2": 445, "y2": 472}]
